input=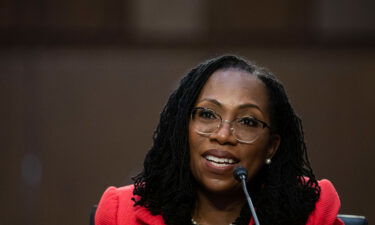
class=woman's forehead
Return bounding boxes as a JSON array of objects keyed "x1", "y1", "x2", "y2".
[{"x1": 197, "y1": 70, "x2": 269, "y2": 112}]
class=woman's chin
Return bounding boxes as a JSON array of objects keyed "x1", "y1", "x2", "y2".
[{"x1": 198, "y1": 178, "x2": 242, "y2": 196}]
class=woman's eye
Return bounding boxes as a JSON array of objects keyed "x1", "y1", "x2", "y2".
[
  {"x1": 239, "y1": 117, "x2": 259, "y2": 127},
  {"x1": 198, "y1": 109, "x2": 217, "y2": 120}
]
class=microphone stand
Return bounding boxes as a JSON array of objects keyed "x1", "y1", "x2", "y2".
[
  {"x1": 234, "y1": 166, "x2": 260, "y2": 225},
  {"x1": 238, "y1": 176, "x2": 260, "y2": 225}
]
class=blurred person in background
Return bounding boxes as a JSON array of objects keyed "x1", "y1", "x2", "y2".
[{"x1": 94, "y1": 55, "x2": 343, "y2": 225}]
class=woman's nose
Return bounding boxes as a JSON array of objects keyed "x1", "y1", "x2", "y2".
[{"x1": 209, "y1": 120, "x2": 237, "y2": 145}]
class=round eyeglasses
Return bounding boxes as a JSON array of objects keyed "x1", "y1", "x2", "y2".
[{"x1": 190, "y1": 107, "x2": 271, "y2": 144}]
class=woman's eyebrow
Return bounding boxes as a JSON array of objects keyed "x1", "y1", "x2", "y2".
[
  {"x1": 197, "y1": 98, "x2": 263, "y2": 113},
  {"x1": 196, "y1": 98, "x2": 222, "y2": 107},
  {"x1": 238, "y1": 103, "x2": 263, "y2": 113}
]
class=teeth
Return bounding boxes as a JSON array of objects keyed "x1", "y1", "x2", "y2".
[
  {"x1": 209, "y1": 161, "x2": 229, "y2": 167},
  {"x1": 205, "y1": 155, "x2": 235, "y2": 165}
]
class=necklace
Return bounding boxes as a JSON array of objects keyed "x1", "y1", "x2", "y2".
[{"x1": 191, "y1": 218, "x2": 234, "y2": 225}]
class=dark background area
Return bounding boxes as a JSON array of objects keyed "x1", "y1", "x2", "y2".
[{"x1": 1, "y1": 0, "x2": 374, "y2": 225}]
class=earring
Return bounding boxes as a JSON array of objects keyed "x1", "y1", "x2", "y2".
[{"x1": 265, "y1": 158, "x2": 271, "y2": 165}]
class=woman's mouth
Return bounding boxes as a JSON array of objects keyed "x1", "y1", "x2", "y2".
[
  {"x1": 204, "y1": 155, "x2": 237, "y2": 167},
  {"x1": 202, "y1": 149, "x2": 240, "y2": 171}
]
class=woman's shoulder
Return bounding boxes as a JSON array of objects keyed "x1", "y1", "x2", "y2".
[
  {"x1": 95, "y1": 185, "x2": 165, "y2": 225},
  {"x1": 95, "y1": 185, "x2": 136, "y2": 225},
  {"x1": 306, "y1": 179, "x2": 344, "y2": 225}
]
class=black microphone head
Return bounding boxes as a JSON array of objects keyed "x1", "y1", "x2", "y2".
[{"x1": 233, "y1": 166, "x2": 248, "y2": 182}]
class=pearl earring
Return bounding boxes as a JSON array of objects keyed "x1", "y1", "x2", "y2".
[{"x1": 265, "y1": 158, "x2": 272, "y2": 165}]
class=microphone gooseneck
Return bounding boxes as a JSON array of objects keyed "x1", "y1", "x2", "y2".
[{"x1": 233, "y1": 166, "x2": 260, "y2": 225}]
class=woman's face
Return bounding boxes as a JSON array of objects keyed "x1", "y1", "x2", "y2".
[{"x1": 189, "y1": 69, "x2": 280, "y2": 194}]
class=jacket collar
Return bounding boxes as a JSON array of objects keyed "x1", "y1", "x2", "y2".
[{"x1": 133, "y1": 203, "x2": 166, "y2": 225}]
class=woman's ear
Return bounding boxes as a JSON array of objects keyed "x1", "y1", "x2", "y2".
[{"x1": 267, "y1": 134, "x2": 280, "y2": 159}]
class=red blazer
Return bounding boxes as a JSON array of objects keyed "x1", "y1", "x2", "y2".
[{"x1": 95, "y1": 179, "x2": 344, "y2": 225}]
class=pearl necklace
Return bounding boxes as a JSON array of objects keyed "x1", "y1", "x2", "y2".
[{"x1": 191, "y1": 218, "x2": 234, "y2": 225}]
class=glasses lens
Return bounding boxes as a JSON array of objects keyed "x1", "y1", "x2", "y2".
[
  {"x1": 191, "y1": 108, "x2": 220, "y2": 134},
  {"x1": 234, "y1": 117, "x2": 263, "y2": 143}
]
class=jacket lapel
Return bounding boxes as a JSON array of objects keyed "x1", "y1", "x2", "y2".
[{"x1": 134, "y1": 205, "x2": 166, "y2": 225}]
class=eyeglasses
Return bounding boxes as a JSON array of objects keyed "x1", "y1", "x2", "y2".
[{"x1": 190, "y1": 107, "x2": 271, "y2": 144}]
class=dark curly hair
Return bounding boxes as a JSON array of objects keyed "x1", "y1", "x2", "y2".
[{"x1": 132, "y1": 55, "x2": 320, "y2": 225}]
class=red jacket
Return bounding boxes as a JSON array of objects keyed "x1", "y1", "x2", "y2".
[{"x1": 95, "y1": 179, "x2": 344, "y2": 225}]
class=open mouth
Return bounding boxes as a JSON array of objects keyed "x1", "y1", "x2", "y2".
[{"x1": 204, "y1": 155, "x2": 238, "y2": 167}]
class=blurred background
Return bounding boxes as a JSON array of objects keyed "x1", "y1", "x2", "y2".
[{"x1": 1, "y1": 0, "x2": 375, "y2": 224}]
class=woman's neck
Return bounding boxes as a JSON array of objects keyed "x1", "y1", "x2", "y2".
[{"x1": 192, "y1": 189, "x2": 246, "y2": 225}]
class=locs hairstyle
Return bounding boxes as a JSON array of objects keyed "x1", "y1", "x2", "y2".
[{"x1": 132, "y1": 55, "x2": 320, "y2": 225}]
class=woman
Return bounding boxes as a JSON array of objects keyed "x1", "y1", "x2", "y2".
[{"x1": 95, "y1": 55, "x2": 343, "y2": 225}]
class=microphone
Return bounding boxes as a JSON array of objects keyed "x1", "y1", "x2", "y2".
[
  {"x1": 233, "y1": 166, "x2": 260, "y2": 225},
  {"x1": 233, "y1": 166, "x2": 248, "y2": 181}
]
